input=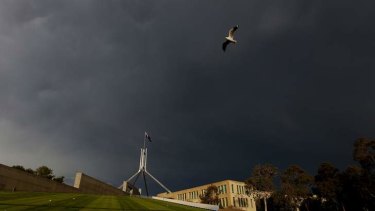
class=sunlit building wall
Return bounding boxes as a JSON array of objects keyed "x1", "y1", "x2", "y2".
[{"x1": 157, "y1": 180, "x2": 256, "y2": 211}]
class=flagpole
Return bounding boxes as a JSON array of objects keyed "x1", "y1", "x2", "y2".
[
  {"x1": 143, "y1": 132, "x2": 146, "y2": 150},
  {"x1": 126, "y1": 131, "x2": 171, "y2": 195}
]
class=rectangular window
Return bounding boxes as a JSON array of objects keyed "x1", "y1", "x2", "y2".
[
  {"x1": 224, "y1": 185, "x2": 227, "y2": 193},
  {"x1": 237, "y1": 185, "x2": 239, "y2": 194},
  {"x1": 225, "y1": 197, "x2": 228, "y2": 208},
  {"x1": 233, "y1": 197, "x2": 236, "y2": 207},
  {"x1": 231, "y1": 184, "x2": 234, "y2": 193}
]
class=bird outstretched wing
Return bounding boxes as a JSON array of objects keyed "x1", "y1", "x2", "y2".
[
  {"x1": 222, "y1": 40, "x2": 230, "y2": 52},
  {"x1": 228, "y1": 25, "x2": 239, "y2": 38}
]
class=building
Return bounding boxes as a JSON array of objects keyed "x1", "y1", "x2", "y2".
[{"x1": 157, "y1": 180, "x2": 256, "y2": 211}]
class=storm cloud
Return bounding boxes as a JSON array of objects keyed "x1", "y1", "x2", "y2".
[{"x1": 0, "y1": 0, "x2": 374, "y2": 194}]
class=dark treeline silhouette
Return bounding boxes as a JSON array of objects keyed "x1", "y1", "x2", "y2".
[
  {"x1": 11, "y1": 165, "x2": 65, "y2": 183},
  {"x1": 246, "y1": 138, "x2": 375, "y2": 211}
]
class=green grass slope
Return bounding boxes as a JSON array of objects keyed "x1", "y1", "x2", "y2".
[{"x1": 0, "y1": 192, "x2": 206, "y2": 211}]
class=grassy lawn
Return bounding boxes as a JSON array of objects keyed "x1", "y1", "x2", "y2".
[{"x1": 0, "y1": 192, "x2": 206, "y2": 211}]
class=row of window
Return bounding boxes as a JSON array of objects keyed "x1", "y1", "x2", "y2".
[
  {"x1": 219, "y1": 197, "x2": 229, "y2": 207},
  {"x1": 231, "y1": 184, "x2": 246, "y2": 194},
  {"x1": 177, "y1": 183, "x2": 248, "y2": 202},
  {"x1": 190, "y1": 190, "x2": 199, "y2": 199},
  {"x1": 237, "y1": 185, "x2": 246, "y2": 194},
  {"x1": 233, "y1": 197, "x2": 253, "y2": 208},
  {"x1": 217, "y1": 184, "x2": 227, "y2": 194},
  {"x1": 178, "y1": 184, "x2": 228, "y2": 201},
  {"x1": 177, "y1": 193, "x2": 187, "y2": 200},
  {"x1": 177, "y1": 190, "x2": 203, "y2": 200}
]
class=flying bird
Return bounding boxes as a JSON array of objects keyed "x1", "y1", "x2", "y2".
[{"x1": 222, "y1": 25, "x2": 239, "y2": 52}]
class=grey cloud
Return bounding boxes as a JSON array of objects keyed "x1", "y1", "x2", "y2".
[{"x1": 0, "y1": 0, "x2": 374, "y2": 194}]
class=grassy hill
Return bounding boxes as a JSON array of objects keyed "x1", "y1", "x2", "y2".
[{"x1": 0, "y1": 192, "x2": 206, "y2": 211}]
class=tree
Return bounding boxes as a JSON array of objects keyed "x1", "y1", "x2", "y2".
[
  {"x1": 352, "y1": 138, "x2": 375, "y2": 210},
  {"x1": 246, "y1": 164, "x2": 278, "y2": 211},
  {"x1": 274, "y1": 165, "x2": 313, "y2": 211},
  {"x1": 200, "y1": 185, "x2": 220, "y2": 205},
  {"x1": 35, "y1": 166, "x2": 54, "y2": 179},
  {"x1": 353, "y1": 138, "x2": 375, "y2": 173},
  {"x1": 52, "y1": 176, "x2": 65, "y2": 183},
  {"x1": 25, "y1": 168, "x2": 35, "y2": 174},
  {"x1": 12, "y1": 165, "x2": 25, "y2": 171},
  {"x1": 339, "y1": 165, "x2": 364, "y2": 211},
  {"x1": 338, "y1": 138, "x2": 375, "y2": 211},
  {"x1": 313, "y1": 162, "x2": 343, "y2": 210},
  {"x1": 11, "y1": 164, "x2": 64, "y2": 183}
]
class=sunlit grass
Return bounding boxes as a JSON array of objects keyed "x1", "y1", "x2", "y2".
[{"x1": 0, "y1": 192, "x2": 205, "y2": 211}]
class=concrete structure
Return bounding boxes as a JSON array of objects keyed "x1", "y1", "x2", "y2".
[
  {"x1": 74, "y1": 172, "x2": 125, "y2": 195},
  {"x1": 0, "y1": 163, "x2": 129, "y2": 196},
  {"x1": 0, "y1": 163, "x2": 79, "y2": 193},
  {"x1": 121, "y1": 181, "x2": 140, "y2": 195},
  {"x1": 157, "y1": 180, "x2": 256, "y2": 211},
  {"x1": 153, "y1": 196, "x2": 219, "y2": 211}
]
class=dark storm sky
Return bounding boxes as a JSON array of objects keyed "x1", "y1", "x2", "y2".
[{"x1": 0, "y1": 1, "x2": 374, "y2": 194}]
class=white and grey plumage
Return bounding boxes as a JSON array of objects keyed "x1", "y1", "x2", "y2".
[{"x1": 222, "y1": 25, "x2": 239, "y2": 52}]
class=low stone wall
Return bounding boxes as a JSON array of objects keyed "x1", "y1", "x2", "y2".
[
  {"x1": 74, "y1": 172, "x2": 125, "y2": 195},
  {"x1": 0, "y1": 163, "x2": 79, "y2": 193},
  {"x1": 152, "y1": 196, "x2": 219, "y2": 211}
]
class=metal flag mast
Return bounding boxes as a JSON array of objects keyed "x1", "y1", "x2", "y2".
[{"x1": 125, "y1": 132, "x2": 171, "y2": 196}]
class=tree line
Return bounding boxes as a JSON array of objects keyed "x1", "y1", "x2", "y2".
[
  {"x1": 246, "y1": 137, "x2": 374, "y2": 211},
  {"x1": 11, "y1": 165, "x2": 65, "y2": 183}
]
